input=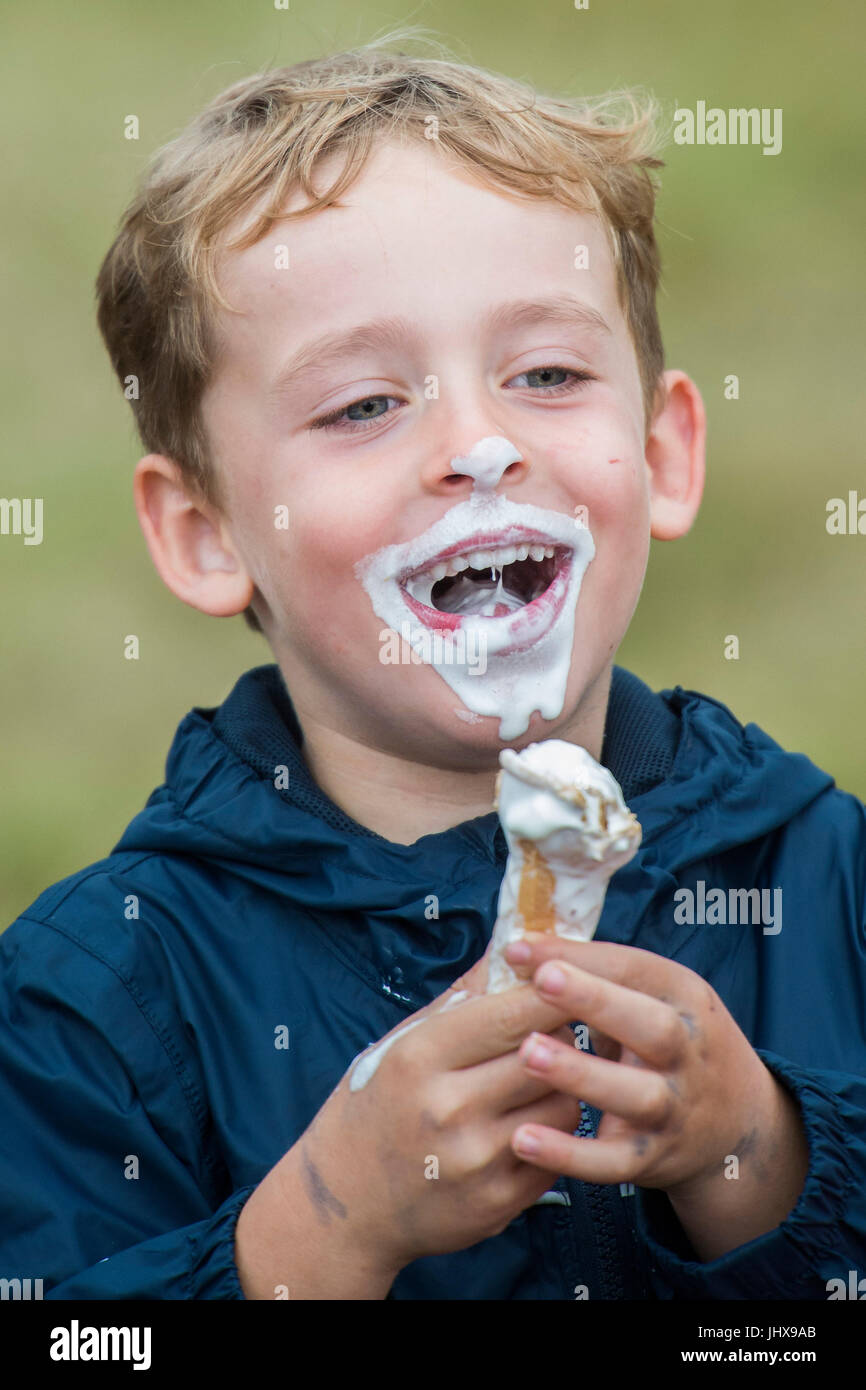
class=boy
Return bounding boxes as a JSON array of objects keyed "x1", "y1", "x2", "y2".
[{"x1": 1, "y1": 36, "x2": 864, "y2": 1301}]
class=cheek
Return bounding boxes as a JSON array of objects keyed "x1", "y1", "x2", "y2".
[
  {"x1": 274, "y1": 496, "x2": 387, "y2": 621},
  {"x1": 599, "y1": 455, "x2": 650, "y2": 533},
  {"x1": 548, "y1": 411, "x2": 643, "y2": 494},
  {"x1": 561, "y1": 439, "x2": 650, "y2": 611},
  {"x1": 560, "y1": 443, "x2": 649, "y2": 538},
  {"x1": 591, "y1": 466, "x2": 651, "y2": 586}
]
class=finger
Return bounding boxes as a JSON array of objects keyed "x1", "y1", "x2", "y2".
[
  {"x1": 517, "y1": 1031, "x2": 676, "y2": 1129},
  {"x1": 409, "y1": 945, "x2": 495, "y2": 1022},
  {"x1": 496, "y1": 1088, "x2": 583, "y2": 1158},
  {"x1": 510, "y1": 1125, "x2": 645, "y2": 1184},
  {"x1": 351, "y1": 984, "x2": 578, "y2": 1092},
  {"x1": 529, "y1": 958, "x2": 689, "y2": 1070},
  {"x1": 505, "y1": 936, "x2": 696, "y2": 1001},
  {"x1": 459, "y1": 1037, "x2": 583, "y2": 1115},
  {"x1": 447, "y1": 948, "x2": 491, "y2": 998},
  {"x1": 420, "y1": 983, "x2": 578, "y2": 1069}
]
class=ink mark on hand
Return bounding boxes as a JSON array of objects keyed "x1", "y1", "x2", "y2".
[
  {"x1": 302, "y1": 1146, "x2": 348, "y2": 1224},
  {"x1": 678, "y1": 1010, "x2": 699, "y2": 1041}
]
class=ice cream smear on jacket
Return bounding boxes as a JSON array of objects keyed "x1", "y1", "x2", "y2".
[
  {"x1": 355, "y1": 436, "x2": 595, "y2": 739},
  {"x1": 487, "y1": 739, "x2": 642, "y2": 993}
]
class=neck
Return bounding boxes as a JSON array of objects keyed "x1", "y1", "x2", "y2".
[{"x1": 287, "y1": 665, "x2": 612, "y2": 845}]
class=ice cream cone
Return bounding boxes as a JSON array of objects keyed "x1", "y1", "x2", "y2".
[
  {"x1": 515, "y1": 840, "x2": 557, "y2": 934},
  {"x1": 486, "y1": 740, "x2": 642, "y2": 993}
]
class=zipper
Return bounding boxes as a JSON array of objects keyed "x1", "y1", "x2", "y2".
[
  {"x1": 492, "y1": 833, "x2": 637, "y2": 1297},
  {"x1": 572, "y1": 1099, "x2": 627, "y2": 1300}
]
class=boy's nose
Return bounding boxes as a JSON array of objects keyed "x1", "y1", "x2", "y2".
[
  {"x1": 452, "y1": 436, "x2": 523, "y2": 492},
  {"x1": 422, "y1": 433, "x2": 529, "y2": 495}
]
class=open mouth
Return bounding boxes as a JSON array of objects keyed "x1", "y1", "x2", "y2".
[
  {"x1": 356, "y1": 498, "x2": 594, "y2": 671},
  {"x1": 401, "y1": 538, "x2": 570, "y2": 622},
  {"x1": 356, "y1": 494, "x2": 596, "y2": 735}
]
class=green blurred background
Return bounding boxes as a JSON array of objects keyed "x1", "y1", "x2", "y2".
[{"x1": 2, "y1": 0, "x2": 864, "y2": 926}]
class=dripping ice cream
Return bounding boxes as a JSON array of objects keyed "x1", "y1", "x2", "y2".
[
  {"x1": 347, "y1": 737, "x2": 642, "y2": 1092},
  {"x1": 355, "y1": 436, "x2": 596, "y2": 740},
  {"x1": 487, "y1": 739, "x2": 642, "y2": 993}
]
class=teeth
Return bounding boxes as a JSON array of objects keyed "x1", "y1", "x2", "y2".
[
  {"x1": 408, "y1": 539, "x2": 561, "y2": 587},
  {"x1": 463, "y1": 545, "x2": 521, "y2": 571}
]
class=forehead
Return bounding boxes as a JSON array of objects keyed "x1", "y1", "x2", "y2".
[{"x1": 209, "y1": 138, "x2": 624, "y2": 374}]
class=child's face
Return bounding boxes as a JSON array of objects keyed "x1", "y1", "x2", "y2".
[{"x1": 194, "y1": 137, "x2": 701, "y2": 762}]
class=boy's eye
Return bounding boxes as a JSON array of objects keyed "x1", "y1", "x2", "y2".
[
  {"x1": 309, "y1": 366, "x2": 594, "y2": 433},
  {"x1": 507, "y1": 366, "x2": 595, "y2": 392},
  {"x1": 310, "y1": 395, "x2": 400, "y2": 433}
]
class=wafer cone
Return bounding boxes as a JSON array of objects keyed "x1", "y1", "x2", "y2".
[{"x1": 515, "y1": 839, "x2": 557, "y2": 934}]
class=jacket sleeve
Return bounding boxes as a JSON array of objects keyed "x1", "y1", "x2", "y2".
[
  {"x1": 634, "y1": 1048, "x2": 866, "y2": 1299},
  {"x1": 43, "y1": 1187, "x2": 255, "y2": 1299},
  {"x1": 0, "y1": 914, "x2": 254, "y2": 1300}
]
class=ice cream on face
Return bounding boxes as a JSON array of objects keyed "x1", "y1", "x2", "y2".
[
  {"x1": 487, "y1": 739, "x2": 642, "y2": 993},
  {"x1": 450, "y1": 434, "x2": 520, "y2": 492},
  {"x1": 355, "y1": 437, "x2": 596, "y2": 740}
]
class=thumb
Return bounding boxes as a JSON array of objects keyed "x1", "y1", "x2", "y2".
[{"x1": 447, "y1": 935, "x2": 496, "y2": 998}]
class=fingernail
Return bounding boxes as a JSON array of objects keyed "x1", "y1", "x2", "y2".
[
  {"x1": 536, "y1": 963, "x2": 566, "y2": 995},
  {"x1": 506, "y1": 942, "x2": 531, "y2": 962},
  {"x1": 521, "y1": 1034, "x2": 553, "y2": 1069},
  {"x1": 514, "y1": 1127, "x2": 540, "y2": 1156}
]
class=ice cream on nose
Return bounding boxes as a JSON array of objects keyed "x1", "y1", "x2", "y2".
[
  {"x1": 450, "y1": 435, "x2": 522, "y2": 492},
  {"x1": 486, "y1": 739, "x2": 642, "y2": 993}
]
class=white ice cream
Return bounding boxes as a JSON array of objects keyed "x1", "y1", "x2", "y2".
[
  {"x1": 451, "y1": 434, "x2": 519, "y2": 492},
  {"x1": 346, "y1": 741, "x2": 640, "y2": 1092},
  {"x1": 347, "y1": 990, "x2": 473, "y2": 1093},
  {"x1": 487, "y1": 740, "x2": 642, "y2": 993},
  {"x1": 348, "y1": 1017, "x2": 426, "y2": 1092},
  {"x1": 355, "y1": 436, "x2": 595, "y2": 740}
]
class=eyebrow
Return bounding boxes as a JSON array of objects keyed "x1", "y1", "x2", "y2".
[{"x1": 266, "y1": 294, "x2": 612, "y2": 398}]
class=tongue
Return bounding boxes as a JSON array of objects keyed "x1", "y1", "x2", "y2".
[{"x1": 435, "y1": 569, "x2": 526, "y2": 618}]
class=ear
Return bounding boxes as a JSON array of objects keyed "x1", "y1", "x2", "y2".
[
  {"x1": 133, "y1": 454, "x2": 254, "y2": 617},
  {"x1": 645, "y1": 370, "x2": 706, "y2": 540}
]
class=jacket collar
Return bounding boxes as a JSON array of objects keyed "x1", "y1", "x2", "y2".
[
  {"x1": 210, "y1": 661, "x2": 681, "y2": 839},
  {"x1": 115, "y1": 660, "x2": 833, "y2": 1002}
]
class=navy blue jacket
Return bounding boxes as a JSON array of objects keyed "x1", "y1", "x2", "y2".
[{"x1": 1, "y1": 663, "x2": 865, "y2": 1299}]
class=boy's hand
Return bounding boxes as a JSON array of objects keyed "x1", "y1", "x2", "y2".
[
  {"x1": 272, "y1": 960, "x2": 581, "y2": 1283},
  {"x1": 503, "y1": 936, "x2": 810, "y2": 1260}
]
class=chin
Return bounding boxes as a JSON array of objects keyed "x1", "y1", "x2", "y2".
[{"x1": 386, "y1": 650, "x2": 605, "y2": 766}]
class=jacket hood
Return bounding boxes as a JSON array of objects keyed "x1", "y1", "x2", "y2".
[{"x1": 112, "y1": 663, "x2": 835, "y2": 1002}]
